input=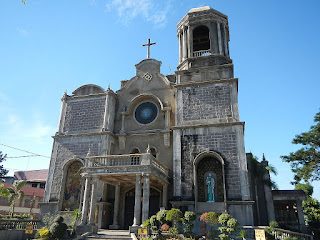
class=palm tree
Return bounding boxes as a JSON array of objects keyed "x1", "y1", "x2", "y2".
[{"x1": 2, "y1": 180, "x2": 26, "y2": 217}]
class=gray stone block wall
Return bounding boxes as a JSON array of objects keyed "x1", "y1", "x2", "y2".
[
  {"x1": 181, "y1": 84, "x2": 232, "y2": 121},
  {"x1": 181, "y1": 131, "x2": 241, "y2": 200},
  {"x1": 48, "y1": 136, "x2": 102, "y2": 201},
  {"x1": 63, "y1": 97, "x2": 106, "y2": 133}
]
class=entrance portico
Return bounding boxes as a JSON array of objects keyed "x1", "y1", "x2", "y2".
[{"x1": 77, "y1": 152, "x2": 169, "y2": 232}]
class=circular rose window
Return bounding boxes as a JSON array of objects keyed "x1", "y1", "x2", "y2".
[{"x1": 135, "y1": 102, "x2": 158, "y2": 124}]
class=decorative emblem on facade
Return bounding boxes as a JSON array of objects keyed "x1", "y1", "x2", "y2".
[{"x1": 143, "y1": 72, "x2": 153, "y2": 82}]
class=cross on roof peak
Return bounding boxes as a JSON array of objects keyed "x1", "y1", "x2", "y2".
[{"x1": 142, "y1": 38, "x2": 156, "y2": 59}]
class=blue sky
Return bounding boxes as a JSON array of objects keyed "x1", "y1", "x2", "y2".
[{"x1": 0, "y1": 0, "x2": 319, "y2": 200}]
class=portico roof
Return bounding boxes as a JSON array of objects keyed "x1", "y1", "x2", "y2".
[{"x1": 81, "y1": 153, "x2": 169, "y2": 189}]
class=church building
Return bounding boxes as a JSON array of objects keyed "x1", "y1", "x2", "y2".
[{"x1": 40, "y1": 6, "x2": 306, "y2": 233}]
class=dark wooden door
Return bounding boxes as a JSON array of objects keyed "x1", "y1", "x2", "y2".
[
  {"x1": 124, "y1": 189, "x2": 135, "y2": 229},
  {"x1": 149, "y1": 188, "x2": 160, "y2": 217}
]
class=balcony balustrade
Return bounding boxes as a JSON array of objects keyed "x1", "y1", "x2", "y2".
[
  {"x1": 193, "y1": 49, "x2": 212, "y2": 57},
  {"x1": 85, "y1": 153, "x2": 168, "y2": 176}
]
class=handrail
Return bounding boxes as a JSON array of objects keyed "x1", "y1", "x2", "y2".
[
  {"x1": 193, "y1": 49, "x2": 212, "y2": 57},
  {"x1": 241, "y1": 226, "x2": 313, "y2": 240}
]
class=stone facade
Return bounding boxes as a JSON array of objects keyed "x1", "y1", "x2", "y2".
[{"x1": 41, "y1": 6, "x2": 258, "y2": 231}]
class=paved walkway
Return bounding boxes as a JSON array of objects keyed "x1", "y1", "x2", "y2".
[{"x1": 78, "y1": 229, "x2": 132, "y2": 240}]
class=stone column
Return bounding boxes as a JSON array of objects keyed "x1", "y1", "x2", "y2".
[
  {"x1": 133, "y1": 174, "x2": 142, "y2": 226},
  {"x1": 102, "y1": 88, "x2": 116, "y2": 132},
  {"x1": 182, "y1": 27, "x2": 187, "y2": 60},
  {"x1": 57, "y1": 92, "x2": 68, "y2": 134},
  {"x1": 110, "y1": 183, "x2": 120, "y2": 228},
  {"x1": 296, "y1": 200, "x2": 307, "y2": 233},
  {"x1": 162, "y1": 183, "x2": 168, "y2": 209},
  {"x1": 173, "y1": 130, "x2": 182, "y2": 197},
  {"x1": 142, "y1": 174, "x2": 150, "y2": 223},
  {"x1": 217, "y1": 22, "x2": 223, "y2": 55},
  {"x1": 80, "y1": 177, "x2": 91, "y2": 225},
  {"x1": 120, "y1": 112, "x2": 125, "y2": 134},
  {"x1": 88, "y1": 177, "x2": 98, "y2": 225},
  {"x1": 187, "y1": 26, "x2": 192, "y2": 58},
  {"x1": 178, "y1": 31, "x2": 182, "y2": 63},
  {"x1": 223, "y1": 25, "x2": 229, "y2": 57}
]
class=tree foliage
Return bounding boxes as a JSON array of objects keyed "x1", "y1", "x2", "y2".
[
  {"x1": 248, "y1": 155, "x2": 278, "y2": 189},
  {"x1": 2, "y1": 180, "x2": 26, "y2": 217},
  {"x1": 281, "y1": 111, "x2": 320, "y2": 184},
  {"x1": 0, "y1": 151, "x2": 9, "y2": 177}
]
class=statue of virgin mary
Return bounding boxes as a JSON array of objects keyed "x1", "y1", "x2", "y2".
[{"x1": 206, "y1": 173, "x2": 215, "y2": 202}]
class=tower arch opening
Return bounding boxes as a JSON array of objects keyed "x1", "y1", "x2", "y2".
[
  {"x1": 193, "y1": 25, "x2": 210, "y2": 52},
  {"x1": 195, "y1": 153, "x2": 225, "y2": 203},
  {"x1": 61, "y1": 160, "x2": 83, "y2": 210}
]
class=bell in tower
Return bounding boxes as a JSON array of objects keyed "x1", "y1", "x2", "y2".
[{"x1": 177, "y1": 6, "x2": 232, "y2": 70}]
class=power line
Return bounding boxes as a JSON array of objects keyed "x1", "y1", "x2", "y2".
[
  {"x1": 0, "y1": 144, "x2": 50, "y2": 159},
  {"x1": 6, "y1": 155, "x2": 40, "y2": 159}
]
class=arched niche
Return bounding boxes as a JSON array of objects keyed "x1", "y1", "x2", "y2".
[
  {"x1": 193, "y1": 25, "x2": 210, "y2": 52},
  {"x1": 126, "y1": 94, "x2": 165, "y2": 115},
  {"x1": 194, "y1": 152, "x2": 226, "y2": 203},
  {"x1": 61, "y1": 160, "x2": 83, "y2": 211}
]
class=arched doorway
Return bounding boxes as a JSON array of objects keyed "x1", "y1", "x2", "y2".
[
  {"x1": 193, "y1": 25, "x2": 210, "y2": 52},
  {"x1": 124, "y1": 187, "x2": 161, "y2": 229}
]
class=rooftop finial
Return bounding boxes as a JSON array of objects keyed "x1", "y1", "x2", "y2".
[
  {"x1": 107, "y1": 83, "x2": 110, "y2": 91},
  {"x1": 262, "y1": 153, "x2": 266, "y2": 161},
  {"x1": 142, "y1": 38, "x2": 156, "y2": 59},
  {"x1": 86, "y1": 148, "x2": 91, "y2": 157}
]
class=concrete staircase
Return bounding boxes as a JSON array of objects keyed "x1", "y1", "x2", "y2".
[{"x1": 77, "y1": 229, "x2": 132, "y2": 240}]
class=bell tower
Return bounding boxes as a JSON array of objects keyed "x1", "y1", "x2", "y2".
[
  {"x1": 177, "y1": 6, "x2": 231, "y2": 70},
  {"x1": 173, "y1": 6, "x2": 254, "y2": 226}
]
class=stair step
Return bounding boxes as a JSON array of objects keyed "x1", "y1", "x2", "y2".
[{"x1": 79, "y1": 229, "x2": 132, "y2": 240}]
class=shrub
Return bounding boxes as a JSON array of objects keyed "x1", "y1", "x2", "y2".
[
  {"x1": 149, "y1": 215, "x2": 158, "y2": 226},
  {"x1": 206, "y1": 212, "x2": 218, "y2": 226},
  {"x1": 168, "y1": 227, "x2": 179, "y2": 237},
  {"x1": 49, "y1": 215, "x2": 68, "y2": 239},
  {"x1": 184, "y1": 211, "x2": 196, "y2": 223},
  {"x1": 142, "y1": 219, "x2": 150, "y2": 228},
  {"x1": 161, "y1": 223, "x2": 170, "y2": 231},
  {"x1": 200, "y1": 212, "x2": 209, "y2": 222},
  {"x1": 227, "y1": 218, "x2": 238, "y2": 228},
  {"x1": 217, "y1": 214, "x2": 238, "y2": 240},
  {"x1": 166, "y1": 208, "x2": 183, "y2": 222},
  {"x1": 37, "y1": 227, "x2": 52, "y2": 239},
  {"x1": 218, "y1": 213, "x2": 231, "y2": 226},
  {"x1": 156, "y1": 210, "x2": 168, "y2": 224},
  {"x1": 166, "y1": 208, "x2": 182, "y2": 228},
  {"x1": 183, "y1": 223, "x2": 194, "y2": 237}
]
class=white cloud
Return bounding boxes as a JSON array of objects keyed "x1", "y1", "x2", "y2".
[{"x1": 106, "y1": 0, "x2": 171, "y2": 27}]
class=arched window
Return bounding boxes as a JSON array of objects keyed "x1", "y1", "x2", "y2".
[
  {"x1": 196, "y1": 156, "x2": 224, "y2": 202},
  {"x1": 62, "y1": 161, "x2": 83, "y2": 210},
  {"x1": 193, "y1": 25, "x2": 210, "y2": 52},
  {"x1": 130, "y1": 148, "x2": 140, "y2": 154},
  {"x1": 149, "y1": 146, "x2": 157, "y2": 158},
  {"x1": 130, "y1": 148, "x2": 140, "y2": 165}
]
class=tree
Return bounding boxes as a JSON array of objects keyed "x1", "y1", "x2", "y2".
[
  {"x1": 281, "y1": 111, "x2": 320, "y2": 184},
  {"x1": 0, "y1": 151, "x2": 9, "y2": 177},
  {"x1": 2, "y1": 180, "x2": 26, "y2": 217},
  {"x1": 294, "y1": 183, "x2": 320, "y2": 238}
]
